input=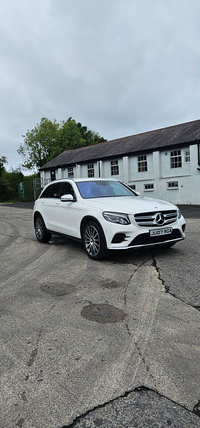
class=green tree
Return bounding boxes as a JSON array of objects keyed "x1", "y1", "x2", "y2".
[
  {"x1": 18, "y1": 117, "x2": 106, "y2": 170},
  {"x1": 18, "y1": 117, "x2": 59, "y2": 169},
  {"x1": 57, "y1": 118, "x2": 85, "y2": 154},
  {"x1": 76, "y1": 121, "x2": 106, "y2": 145},
  {"x1": 0, "y1": 156, "x2": 8, "y2": 200},
  {"x1": 0, "y1": 156, "x2": 7, "y2": 175},
  {"x1": 0, "y1": 163, "x2": 23, "y2": 202}
]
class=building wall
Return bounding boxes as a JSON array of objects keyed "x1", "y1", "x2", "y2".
[
  {"x1": 40, "y1": 143, "x2": 200, "y2": 204},
  {"x1": 126, "y1": 145, "x2": 200, "y2": 204}
]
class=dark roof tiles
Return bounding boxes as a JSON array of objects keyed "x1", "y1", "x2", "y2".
[{"x1": 40, "y1": 119, "x2": 200, "y2": 170}]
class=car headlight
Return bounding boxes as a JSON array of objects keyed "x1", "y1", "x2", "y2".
[
  {"x1": 177, "y1": 208, "x2": 182, "y2": 219},
  {"x1": 102, "y1": 211, "x2": 131, "y2": 225}
]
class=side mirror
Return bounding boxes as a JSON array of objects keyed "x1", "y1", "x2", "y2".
[{"x1": 60, "y1": 194, "x2": 74, "y2": 202}]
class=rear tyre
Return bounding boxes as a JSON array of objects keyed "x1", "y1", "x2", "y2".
[
  {"x1": 34, "y1": 215, "x2": 51, "y2": 243},
  {"x1": 83, "y1": 221, "x2": 106, "y2": 260}
]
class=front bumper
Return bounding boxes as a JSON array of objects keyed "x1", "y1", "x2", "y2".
[{"x1": 104, "y1": 216, "x2": 186, "y2": 250}]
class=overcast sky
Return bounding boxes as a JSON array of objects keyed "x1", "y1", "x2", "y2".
[{"x1": 1, "y1": 0, "x2": 200, "y2": 171}]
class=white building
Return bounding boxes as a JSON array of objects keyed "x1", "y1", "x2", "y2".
[{"x1": 40, "y1": 119, "x2": 200, "y2": 205}]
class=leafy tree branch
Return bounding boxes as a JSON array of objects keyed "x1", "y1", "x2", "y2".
[{"x1": 18, "y1": 117, "x2": 106, "y2": 170}]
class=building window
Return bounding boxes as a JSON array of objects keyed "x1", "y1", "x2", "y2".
[
  {"x1": 167, "y1": 181, "x2": 179, "y2": 189},
  {"x1": 111, "y1": 160, "x2": 119, "y2": 175},
  {"x1": 184, "y1": 149, "x2": 190, "y2": 163},
  {"x1": 144, "y1": 183, "x2": 154, "y2": 191},
  {"x1": 170, "y1": 150, "x2": 182, "y2": 168},
  {"x1": 68, "y1": 167, "x2": 74, "y2": 178},
  {"x1": 88, "y1": 164, "x2": 94, "y2": 177},
  {"x1": 138, "y1": 155, "x2": 147, "y2": 172},
  {"x1": 128, "y1": 184, "x2": 136, "y2": 190}
]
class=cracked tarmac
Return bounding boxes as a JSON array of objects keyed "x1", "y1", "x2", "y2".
[
  {"x1": 63, "y1": 388, "x2": 200, "y2": 428},
  {"x1": 0, "y1": 203, "x2": 200, "y2": 427}
]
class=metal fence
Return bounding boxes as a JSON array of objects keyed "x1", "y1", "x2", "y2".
[{"x1": 18, "y1": 178, "x2": 42, "y2": 201}]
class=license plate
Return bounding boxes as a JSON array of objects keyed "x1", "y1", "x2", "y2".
[{"x1": 150, "y1": 227, "x2": 172, "y2": 237}]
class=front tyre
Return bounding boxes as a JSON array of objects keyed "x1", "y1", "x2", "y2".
[
  {"x1": 34, "y1": 214, "x2": 51, "y2": 243},
  {"x1": 83, "y1": 221, "x2": 106, "y2": 260}
]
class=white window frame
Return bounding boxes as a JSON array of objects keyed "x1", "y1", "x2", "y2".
[
  {"x1": 167, "y1": 181, "x2": 179, "y2": 189},
  {"x1": 128, "y1": 184, "x2": 136, "y2": 190},
  {"x1": 184, "y1": 149, "x2": 190, "y2": 163},
  {"x1": 88, "y1": 163, "x2": 95, "y2": 178},
  {"x1": 144, "y1": 183, "x2": 154, "y2": 191},
  {"x1": 138, "y1": 155, "x2": 147, "y2": 172},
  {"x1": 68, "y1": 167, "x2": 74, "y2": 178},
  {"x1": 111, "y1": 160, "x2": 119, "y2": 175},
  {"x1": 170, "y1": 150, "x2": 182, "y2": 168}
]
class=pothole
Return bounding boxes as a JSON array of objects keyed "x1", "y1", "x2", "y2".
[
  {"x1": 40, "y1": 283, "x2": 77, "y2": 296},
  {"x1": 98, "y1": 278, "x2": 122, "y2": 289},
  {"x1": 81, "y1": 303, "x2": 126, "y2": 323}
]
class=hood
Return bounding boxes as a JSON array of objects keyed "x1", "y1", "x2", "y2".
[{"x1": 82, "y1": 195, "x2": 177, "y2": 214}]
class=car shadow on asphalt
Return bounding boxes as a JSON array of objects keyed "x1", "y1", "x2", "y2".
[{"x1": 48, "y1": 234, "x2": 180, "y2": 264}]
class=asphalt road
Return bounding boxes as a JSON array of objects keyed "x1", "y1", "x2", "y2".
[{"x1": 0, "y1": 203, "x2": 200, "y2": 428}]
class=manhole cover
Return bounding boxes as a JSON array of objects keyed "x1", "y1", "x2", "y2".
[
  {"x1": 40, "y1": 283, "x2": 77, "y2": 296},
  {"x1": 98, "y1": 279, "x2": 122, "y2": 289},
  {"x1": 81, "y1": 303, "x2": 126, "y2": 323}
]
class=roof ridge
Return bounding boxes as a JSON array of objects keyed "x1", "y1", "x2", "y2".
[
  {"x1": 61, "y1": 138, "x2": 108, "y2": 154},
  {"x1": 71, "y1": 118, "x2": 200, "y2": 148},
  {"x1": 106, "y1": 118, "x2": 200, "y2": 142}
]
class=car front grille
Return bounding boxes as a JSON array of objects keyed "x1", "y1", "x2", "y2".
[{"x1": 134, "y1": 210, "x2": 177, "y2": 227}]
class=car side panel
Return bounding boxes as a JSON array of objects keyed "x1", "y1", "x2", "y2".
[{"x1": 51, "y1": 199, "x2": 80, "y2": 237}]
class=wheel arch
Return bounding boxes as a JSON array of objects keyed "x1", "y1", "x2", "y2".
[
  {"x1": 34, "y1": 211, "x2": 51, "y2": 243},
  {"x1": 34, "y1": 210, "x2": 44, "y2": 224},
  {"x1": 80, "y1": 216, "x2": 107, "y2": 246},
  {"x1": 33, "y1": 211, "x2": 48, "y2": 231}
]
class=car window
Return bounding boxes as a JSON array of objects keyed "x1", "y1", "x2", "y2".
[
  {"x1": 60, "y1": 182, "x2": 75, "y2": 197},
  {"x1": 77, "y1": 181, "x2": 136, "y2": 199},
  {"x1": 109, "y1": 181, "x2": 134, "y2": 196},
  {"x1": 48, "y1": 182, "x2": 63, "y2": 198},
  {"x1": 40, "y1": 184, "x2": 52, "y2": 198}
]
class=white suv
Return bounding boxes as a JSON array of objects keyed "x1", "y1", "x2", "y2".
[{"x1": 33, "y1": 178, "x2": 186, "y2": 260}]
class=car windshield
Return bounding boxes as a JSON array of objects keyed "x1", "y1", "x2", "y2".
[{"x1": 76, "y1": 180, "x2": 136, "y2": 199}]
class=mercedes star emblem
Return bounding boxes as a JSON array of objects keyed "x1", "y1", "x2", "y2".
[{"x1": 155, "y1": 212, "x2": 165, "y2": 225}]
